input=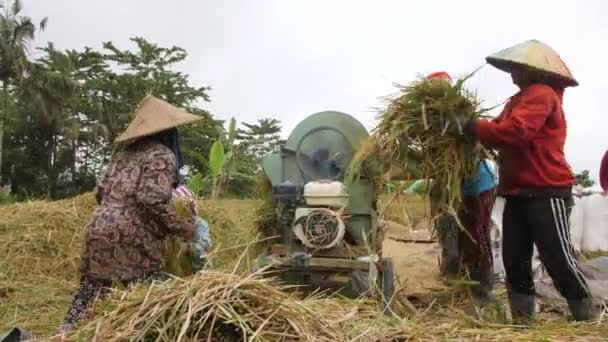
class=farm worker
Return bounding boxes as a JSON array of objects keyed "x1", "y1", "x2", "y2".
[
  {"x1": 600, "y1": 150, "x2": 608, "y2": 193},
  {"x1": 459, "y1": 159, "x2": 498, "y2": 305},
  {"x1": 426, "y1": 71, "x2": 461, "y2": 281},
  {"x1": 57, "y1": 96, "x2": 202, "y2": 335},
  {"x1": 425, "y1": 72, "x2": 499, "y2": 305},
  {"x1": 463, "y1": 40, "x2": 595, "y2": 322}
]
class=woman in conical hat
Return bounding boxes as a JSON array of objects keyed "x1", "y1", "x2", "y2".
[
  {"x1": 463, "y1": 40, "x2": 595, "y2": 322},
  {"x1": 57, "y1": 95, "x2": 203, "y2": 335}
]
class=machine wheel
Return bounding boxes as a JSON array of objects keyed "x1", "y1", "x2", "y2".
[{"x1": 381, "y1": 258, "x2": 395, "y2": 312}]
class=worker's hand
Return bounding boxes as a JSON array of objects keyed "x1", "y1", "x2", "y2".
[{"x1": 462, "y1": 119, "x2": 477, "y2": 140}]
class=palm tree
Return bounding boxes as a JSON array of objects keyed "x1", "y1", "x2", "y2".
[
  {"x1": 22, "y1": 43, "x2": 78, "y2": 198},
  {"x1": 0, "y1": 0, "x2": 47, "y2": 183},
  {"x1": 238, "y1": 118, "x2": 284, "y2": 163}
]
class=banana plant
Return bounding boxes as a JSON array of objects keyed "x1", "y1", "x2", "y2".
[
  {"x1": 209, "y1": 117, "x2": 237, "y2": 199},
  {"x1": 209, "y1": 139, "x2": 225, "y2": 199},
  {"x1": 186, "y1": 172, "x2": 204, "y2": 197}
]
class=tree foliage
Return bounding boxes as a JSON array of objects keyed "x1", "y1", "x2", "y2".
[
  {"x1": 238, "y1": 118, "x2": 284, "y2": 166},
  {"x1": 0, "y1": 0, "x2": 47, "y2": 184},
  {"x1": 2, "y1": 37, "x2": 219, "y2": 199},
  {"x1": 0, "y1": 7, "x2": 286, "y2": 200},
  {"x1": 0, "y1": 30, "x2": 285, "y2": 200},
  {"x1": 574, "y1": 170, "x2": 595, "y2": 188}
]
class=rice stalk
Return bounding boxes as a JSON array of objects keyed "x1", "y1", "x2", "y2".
[
  {"x1": 347, "y1": 71, "x2": 495, "y2": 225},
  {"x1": 70, "y1": 270, "x2": 343, "y2": 342},
  {"x1": 252, "y1": 175, "x2": 281, "y2": 242}
]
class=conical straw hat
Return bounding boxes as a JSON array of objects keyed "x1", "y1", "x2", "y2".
[
  {"x1": 486, "y1": 39, "x2": 578, "y2": 87},
  {"x1": 115, "y1": 95, "x2": 203, "y2": 143}
]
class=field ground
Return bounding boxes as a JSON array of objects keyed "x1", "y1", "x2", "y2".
[{"x1": 1, "y1": 194, "x2": 607, "y2": 341}]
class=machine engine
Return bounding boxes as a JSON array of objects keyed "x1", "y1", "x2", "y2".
[{"x1": 292, "y1": 181, "x2": 348, "y2": 249}]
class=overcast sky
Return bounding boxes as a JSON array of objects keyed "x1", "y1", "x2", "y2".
[{"x1": 25, "y1": 0, "x2": 608, "y2": 180}]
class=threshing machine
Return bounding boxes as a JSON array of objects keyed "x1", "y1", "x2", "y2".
[{"x1": 260, "y1": 111, "x2": 394, "y2": 300}]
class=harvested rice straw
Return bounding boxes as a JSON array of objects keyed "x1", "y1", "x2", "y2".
[
  {"x1": 70, "y1": 271, "x2": 342, "y2": 341},
  {"x1": 348, "y1": 70, "x2": 495, "y2": 224},
  {"x1": 2, "y1": 196, "x2": 608, "y2": 340},
  {"x1": 164, "y1": 198, "x2": 197, "y2": 277},
  {"x1": 253, "y1": 175, "x2": 281, "y2": 241}
]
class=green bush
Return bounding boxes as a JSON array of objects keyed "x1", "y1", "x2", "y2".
[{"x1": 0, "y1": 190, "x2": 15, "y2": 205}]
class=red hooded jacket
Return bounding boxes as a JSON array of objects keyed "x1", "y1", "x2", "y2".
[{"x1": 475, "y1": 83, "x2": 574, "y2": 196}]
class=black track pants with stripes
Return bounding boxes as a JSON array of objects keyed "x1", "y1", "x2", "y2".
[{"x1": 502, "y1": 196, "x2": 591, "y2": 301}]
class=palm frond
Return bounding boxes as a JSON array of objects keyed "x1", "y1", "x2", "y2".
[
  {"x1": 13, "y1": 17, "x2": 35, "y2": 49},
  {"x1": 11, "y1": 0, "x2": 22, "y2": 16},
  {"x1": 39, "y1": 17, "x2": 47, "y2": 31}
]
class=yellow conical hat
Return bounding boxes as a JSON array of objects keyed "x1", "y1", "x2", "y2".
[
  {"x1": 486, "y1": 39, "x2": 578, "y2": 87},
  {"x1": 115, "y1": 95, "x2": 203, "y2": 143}
]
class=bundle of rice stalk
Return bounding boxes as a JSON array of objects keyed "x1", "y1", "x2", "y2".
[
  {"x1": 349, "y1": 71, "x2": 494, "y2": 221},
  {"x1": 71, "y1": 271, "x2": 342, "y2": 342},
  {"x1": 253, "y1": 175, "x2": 281, "y2": 241},
  {"x1": 164, "y1": 198, "x2": 197, "y2": 277}
]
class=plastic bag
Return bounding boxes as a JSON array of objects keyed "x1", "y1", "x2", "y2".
[
  {"x1": 569, "y1": 196, "x2": 584, "y2": 252},
  {"x1": 490, "y1": 197, "x2": 506, "y2": 280},
  {"x1": 190, "y1": 217, "x2": 213, "y2": 272}
]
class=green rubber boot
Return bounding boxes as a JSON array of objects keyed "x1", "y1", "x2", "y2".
[
  {"x1": 508, "y1": 291, "x2": 535, "y2": 325},
  {"x1": 567, "y1": 297, "x2": 597, "y2": 322},
  {"x1": 470, "y1": 270, "x2": 494, "y2": 306}
]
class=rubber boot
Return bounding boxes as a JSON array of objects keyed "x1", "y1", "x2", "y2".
[
  {"x1": 567, "y1": 297, "x2": 597, "y2": 321},
  {"x1": 1, "y1": 327, "x2": 32, "y2": 342},
  {"x1": 437, "y1": 217, "x2": 460, "y2": 282},
  {"x1": 440, "y1": 251, "x2": 460, "y2": 282},
  {"x1": 508, "y1": 291, "x2": 535, "y2": 325},
  {"x1": 470, "y1": 270, "x2": 494, "y2": 306}
]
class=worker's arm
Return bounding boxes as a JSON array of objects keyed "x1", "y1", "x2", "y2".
[
  {"x1": 475, "y1": 85, "x2": 557, "y2": 148},
  {"x1": 136, "y1": 148, "x2": 197, "y2": 242}
]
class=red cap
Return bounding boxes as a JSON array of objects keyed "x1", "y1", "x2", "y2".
[{"x1": 426, "y1": 71, "x2": 452, "y2": 82}]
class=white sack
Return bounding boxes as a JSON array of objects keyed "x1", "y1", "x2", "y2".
[
  {"x1": 581, "y1": 194, "x2": 608, "y2": 252},
  {"x1": 490, "y1": 197, "x2": 506, "y2": 279},
  {"x1": 569, "y1": 196, "x2": 584, "y2": 253}
]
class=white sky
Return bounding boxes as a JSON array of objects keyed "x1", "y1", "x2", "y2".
[{"x1": 26, "y1": 0, "x2": 608, "y2": 180}]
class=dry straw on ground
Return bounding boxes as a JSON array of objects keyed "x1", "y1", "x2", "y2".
[
  {"x1": 1, "y1": 196, "x2": 607, "y2": 341},
  {"x1": 70, "y1": 271, "x2": 342, "y2": 342},
  {"x1": 0, "y1": 195, "x2": 260, "y2": 335}
]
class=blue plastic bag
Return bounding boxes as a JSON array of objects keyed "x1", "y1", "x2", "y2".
[{"x1": 191, "y1": 217, "x2": 212, "y2": 272}]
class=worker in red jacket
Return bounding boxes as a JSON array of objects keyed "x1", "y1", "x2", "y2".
[{"x1": 464, "y1": 40, "x2": 595, "y2": 322}]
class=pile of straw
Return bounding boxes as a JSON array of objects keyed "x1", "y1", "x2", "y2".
[
  {"x1": 71, "y1": 271, "x2": 342, "y2": 341},
  {"x1": 2, "y1": 195, "x2": 608, "y2": 340},
  {"x1": 350, "y1": 73, "x2": 493, "y2": 219},
  {"x1": 0, "y1": 195, "x2": 261, "y2": 335}
]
